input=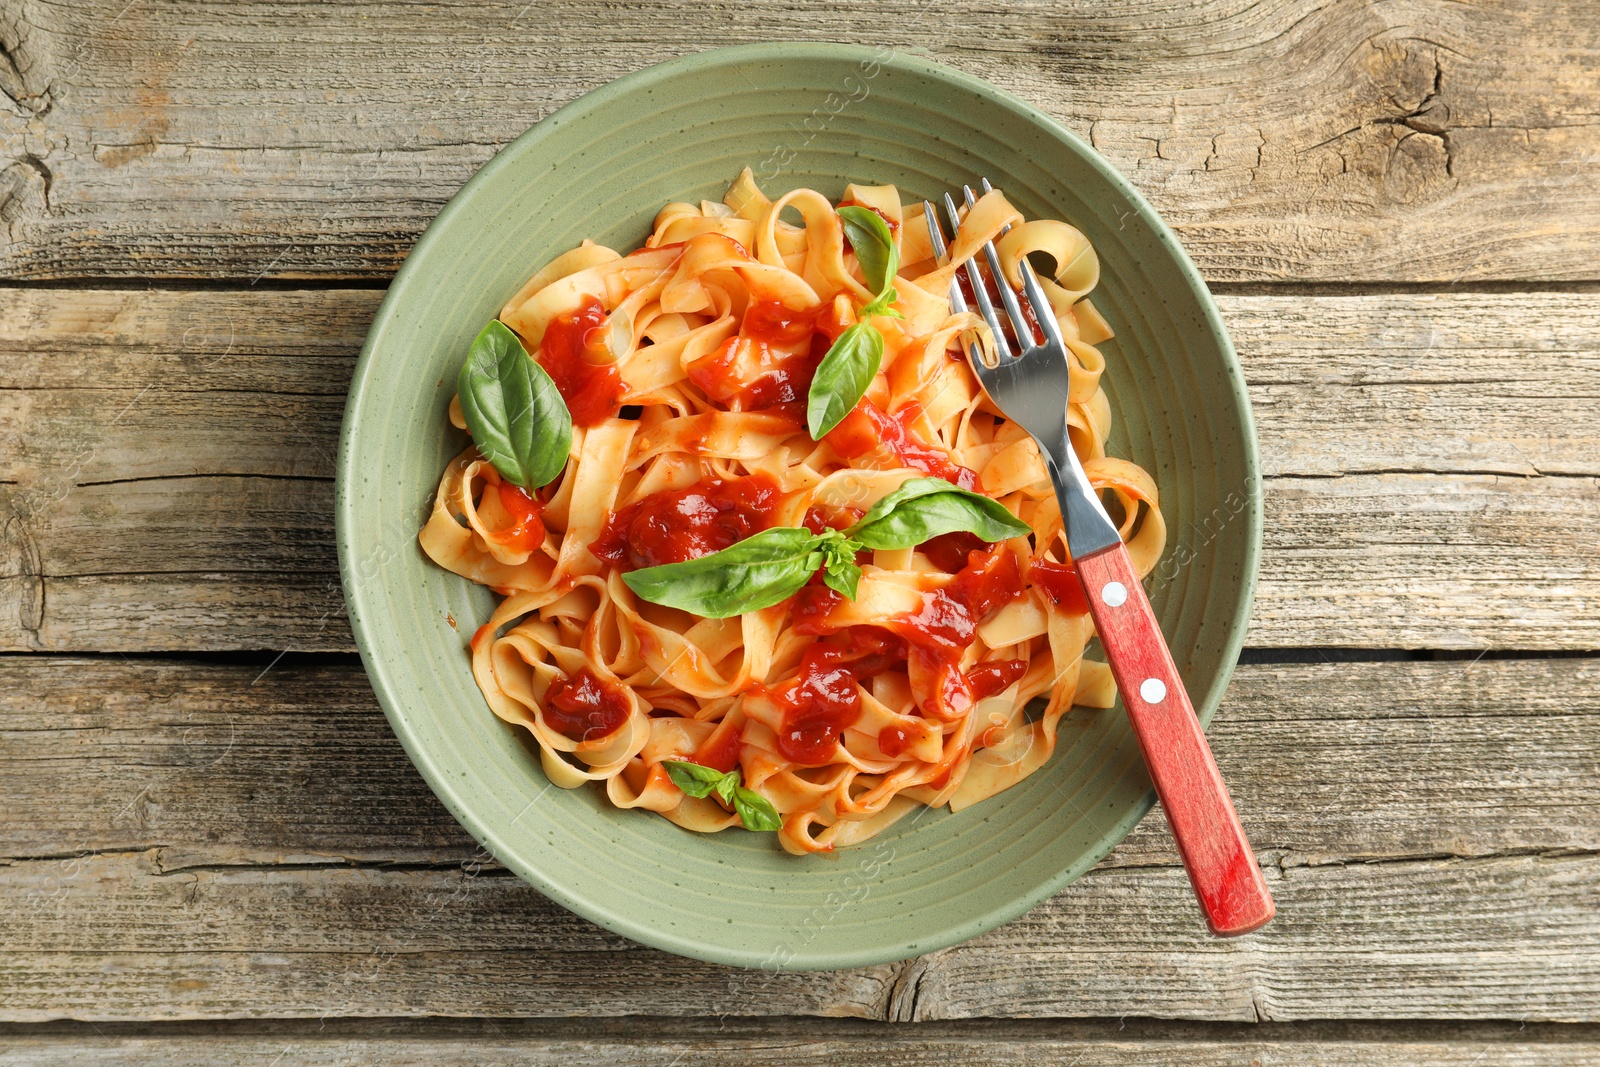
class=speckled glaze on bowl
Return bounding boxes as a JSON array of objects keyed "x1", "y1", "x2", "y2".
[{"x1": 336, "y1": 43, "x2": 1260, "y2": 970}]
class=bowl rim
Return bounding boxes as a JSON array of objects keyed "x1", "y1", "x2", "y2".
[{"x1": 336, "y1": 40, "x2": 1262, "y2": 970}]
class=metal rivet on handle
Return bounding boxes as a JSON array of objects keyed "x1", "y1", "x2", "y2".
[
  {"x1": 1140, "y1": 678, "x2": 1167, "y2": 704},
  {"x1": 1101, "y1": 581, "x2": 1127, "y2": 607}
]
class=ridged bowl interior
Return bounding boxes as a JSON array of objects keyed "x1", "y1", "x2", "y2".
[{"x1": 336, "y1": 43, "x2": 1260, "y2": 970}]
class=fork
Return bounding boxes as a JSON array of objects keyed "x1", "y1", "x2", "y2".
[{"x1": 925, "y1": 186, "x2": 1275, "y2": 937}]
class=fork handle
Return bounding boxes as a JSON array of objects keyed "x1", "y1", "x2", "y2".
[{"x1": 1075, "y1": 541, "x2": 1276, "y2": 937}]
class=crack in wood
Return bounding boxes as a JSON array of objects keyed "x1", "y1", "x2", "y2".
[
  {"x1": 1, "y1": 505, "x2": 43, "y2": 647},
  {"x1": 2, "y1": 2, "x2": 1598, "y2": 282},
  {"x1": 0, "y1": 9, "x2": 53, "y2": 117}
]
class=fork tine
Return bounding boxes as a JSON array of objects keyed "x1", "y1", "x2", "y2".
[
  {"x1": 927, "y1": 198, "x2": 995, "y2": 374},
  {"x1": 922, "y1": 201, "x2": 969, "y2": 315},
  {"x1": 1019, "y1": 258, "x2": 1066, "y2": 350},
  {"x1": 922, "y1": 200, "x2": 949, "y2": 260},
  {"x1": 979, "y1": 176, "x2": 1008, "y2": 234},
  {"x1": 964, "y1": 184, "x2": 1036, "y2": 348},
  {"x1": 983, "y1": 177, "x2": 1065, "y2": 350},
  {"x1": 961, "y1": 254, "x2": 1014, "y2": 364},
  {"x1": 943, "y1": 193, "x2": 1014, "y2": 363},
  {"x1": 939, "y1": 191, "x2": 964, "y2": 236}
]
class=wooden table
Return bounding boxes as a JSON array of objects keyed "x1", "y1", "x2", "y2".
[{"x1": 3, "y1": 2, "x2": 1597, "y2": 1062}]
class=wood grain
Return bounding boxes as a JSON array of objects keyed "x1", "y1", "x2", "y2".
[
  {"x1": 2, "y1": 1019, "x2": 1597, "y2": 1066},
  {"x1": 0, "y1": 1, "x2": 1597, "y2": 282},
  {"x1": 0, "y1": 656, "x2": 1595, "y2": 1022},
  {"x1": 3, "y1": 847, "x2": 1597, "y2": 1022},
  {"x1": 3, "y1": 288, "x2": 1597, "y2": 652},
  {"x1": 907, "y1": 852, "x2": 1600, "y2": 1022},
  {"x1": 2, "y1": 0, "x2": 1594, "y2": 1050},
  {"x1": 5, "y1": 470, "x2": 1592, "y2": 653},
  {"x1": 10, "y1": 656, "x2": 1594, "y2": 870},
  {"x1": 7, "y1": 289, "x2": 1595, "y2": 482},
  {"x1": 1223, "y1": 293, "x2": 1600, "y2": 479}
]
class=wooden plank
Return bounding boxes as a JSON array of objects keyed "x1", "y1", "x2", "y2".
[
  {"x1": 4, "y1": 473, "x2": 1594, "y2": 652},
  {"x1": 0, "y1": 658, "x2": 467, "y2": 866},
  {"x1": 1222, "y1": 293, "x2": 1600, "y2": 479},
  {"x1": 0, "y1": 657, "x2": 1596, "y2": 1022},
  {"x1": 0, "y1": 572, "x2": 348, "y2": 655},
  {"x1": 3, "y1": 1019, "x2": 1598, "y2": 1066},
  {"x1": 2, "y1": 848, "x2": 1597, "y2": 1022},
  {"x1": 907, "y1": 853, "x2": 1600, "y2": 1022},
  {"x1": 0, "y1": 2, "x2": 1597, "y2": 282},
  {"x1": 6, "y1": 289, "x2": 1595, "y2": 483},
  {"x1": 0, "y1": 288, "x2": 366, "y2": 485},
  {"x1": 1251, "y1": 472, "x2": 1599, "y2": 650},
  {"x1": 3, "y1": 288, "x2": 1598, "y2": 651},
  {"x1": 3, "y1": 657, "x2": 1595, "y2": 870}
]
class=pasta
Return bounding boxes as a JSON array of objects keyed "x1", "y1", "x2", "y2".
[{"x1": 418, "y1": 168, "x2": 1165, "y2": 854}]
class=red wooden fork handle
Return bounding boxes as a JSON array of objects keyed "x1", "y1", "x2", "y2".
[{"x1": 1076, "y1": 541, "x2": 1275, "y2": 937}]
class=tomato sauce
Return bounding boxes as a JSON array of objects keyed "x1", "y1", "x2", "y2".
[
  {"x1": 542, "y1": 667, "x2": 631, "y2": 742},
  {"x1": 894, "y1": 546, "x2": 1025, "y2": 718},
  {"x1": 967, "y1": 659, "x2": 1029, "y2": 701},
  {"x1": 1028, "y1": 558, "x2": 1090, "y2": 615},
  {"x1": 793, "y1": 548, "x2": 1025, "y2": 722},
  {"x1": 746, "y1": 298, "x2": 825, "y2": 349},
  {"x1": 920, "y1": 531, "x2": 986, "y2": 573},
  {"x1": 823, "y1": 398, "x2": 979, "y2": 490},
  {"x1": 877, "y1": 725, "x2": 912, "y2": 757},
  {"x1": 954, "y1": 269, "x2": 978, "y2": 309},
  {"x1": 773, "y1": 629, "x2": 904, "y2": 765},
  {"x1": 1017, "y1": 291, "x2": 1048, "y2": 345},
  {"x1": 487, "y1": 482, "x2": 546, "y2": 554},
  {"x1": 899, "y1": 545, "x2": 1022, "y2": 651},
  {"x1": 802, "y1": 503, "x2": 864, "y2": 535},
  {"x1": 792, "y1": 580, "x2": 847, "y2": 636},
  {"x1": 591, "y1": 471, "x2": 784, "y2": 570},
  {"x1": 688, "y1": 297, "x2": 853, "y2": 410},
  {"x1": 691, "y1": 719, "x2": 744, "y2": 773},
  {"x1": 775, "y1": 654, "x2": 859, "y2": 766},
  {"x1": 537, "y1": 295, "x2": 627, "y2": 426}
]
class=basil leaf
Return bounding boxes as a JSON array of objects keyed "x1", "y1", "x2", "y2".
[
  {"x1": 821, "y1": 557, "x2": 861, "y2": 599},
  {"x1": 870, "y1": 286, "x2": 905, "y2": 319},
  {"x1": 847, "y1": 477, "x2": 1031, "y2": 550},
  {"x1": 807, "y1": 321, "x2": 883, "y2": 439},
  {"x1": 622, "y1": 527, "x2": 826, "y2": 618},
  {"x1": 663, "y1": 759, "x2": 729, "y2": 800},
  {"x1": 806, "y1": 207, "x2": 900, "y2": 441},
  {"x1": 665, "y1": 760, "x2": 776, "y2": 831},
  {"x1": 851, "y1": 476, "x2": 974, "y2": 530},
  {"x1": 456, "y1": 320, "x2": 572, "y2": 490},
  {"x1": 817, "y1": 532, "x2": 863, "y2": 600},
  {"x1": 838, "y1": 205, "x2": 899, "y2": 298},
  {"x1": 665, "y1": 759, "x2": 741, "y2": 804},
  {"x1": 733, "y1": 786, "x2": 783, "y2": 832}
]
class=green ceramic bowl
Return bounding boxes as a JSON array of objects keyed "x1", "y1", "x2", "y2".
[{"x1": 337, "y1": 43, "x2": 1260, "y2": 970}]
